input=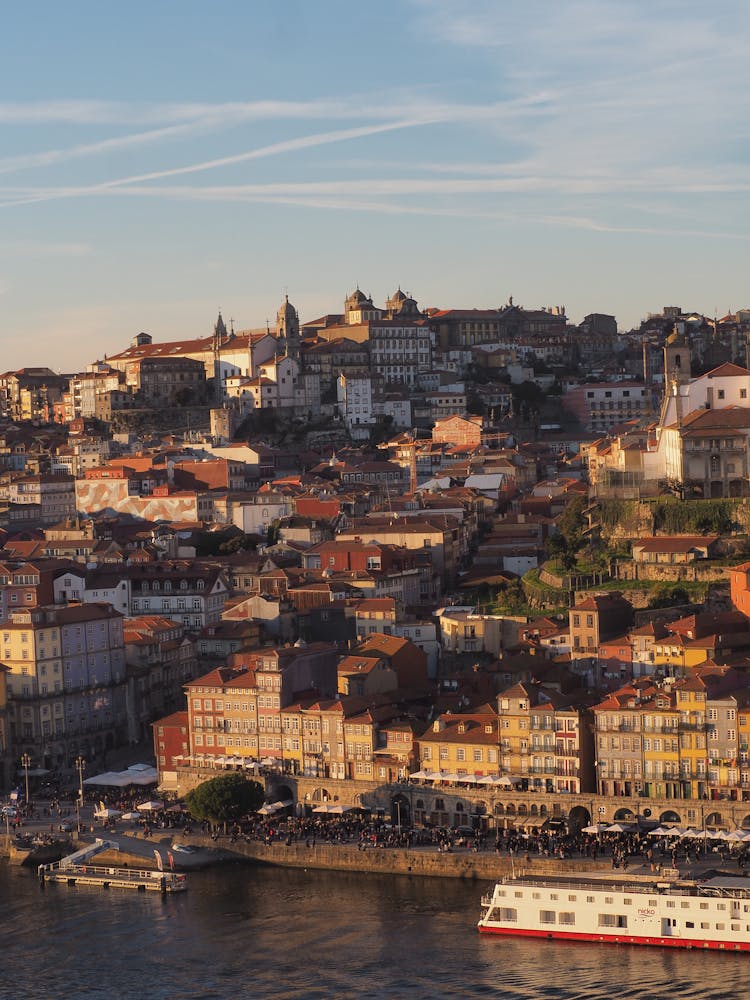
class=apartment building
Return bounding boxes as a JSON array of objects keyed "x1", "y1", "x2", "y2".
[{"x1": 1, "y1": 603, "x2": 126, "y2": 769}]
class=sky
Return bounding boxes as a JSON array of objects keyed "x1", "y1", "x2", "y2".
[{"x1": 2, "y1": 0, "x2": 750, "y2": 372}]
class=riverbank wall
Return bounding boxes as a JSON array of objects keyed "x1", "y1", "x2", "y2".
[{"x1": 179, "y1": 833, "x2": 613, "y2": 881}]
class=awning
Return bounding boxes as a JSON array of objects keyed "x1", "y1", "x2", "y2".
[{"x1": 83, "y1": 772, "x2": 132, "y2": 788}]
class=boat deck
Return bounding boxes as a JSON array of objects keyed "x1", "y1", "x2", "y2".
[{"x1": 39, "y1": 861, "x2": 187, "y2": 892}]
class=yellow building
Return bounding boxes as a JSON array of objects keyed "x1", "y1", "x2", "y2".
[
  {"x1": 0, "y1": 664, "x2": 9, "y2": 788},
  {"x1": 416, "y1": 712, "x2": 499, "y2": 779},
  {"x1": 594, "y1": 681, "x2": 685, "y2": 799},
  {"x1": 1, "y1": 612, "x2": 63, "y2": 759},
  {"x1": 593, "y1": 667, "x2": 749, "y2": 801}
]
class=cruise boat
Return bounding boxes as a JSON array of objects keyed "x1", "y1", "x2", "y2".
[{"x1": 478, "y1": 872, "x2": 750, "y2": 950}]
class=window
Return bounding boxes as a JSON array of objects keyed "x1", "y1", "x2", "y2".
[{"x1": 539, "y1": 911, "x2": 556, "y2": 925}]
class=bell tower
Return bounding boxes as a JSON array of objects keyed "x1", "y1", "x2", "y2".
[
  {"x1": 276, "y1": 295, "x2": 300, "y2": 361},
  {"x1": 663, "y1": 323, "x2": 691, "y2": 389}
]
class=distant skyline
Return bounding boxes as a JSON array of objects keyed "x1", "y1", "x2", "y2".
[{"x1": 2, "y1": 1, "x2": 750, "y2": 372}]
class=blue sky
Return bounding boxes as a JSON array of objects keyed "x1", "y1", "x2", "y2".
[{"x1": 2, "y1": 0, "x2": 749, "y2": 371}]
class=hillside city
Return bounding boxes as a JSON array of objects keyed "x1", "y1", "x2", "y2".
[{"x1": 4, "y1": 290, "x2": 750, "y2": 827}]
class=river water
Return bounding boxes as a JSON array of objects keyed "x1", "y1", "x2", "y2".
[{"x1": 2, "y1": 861, "x2": 746, "y2": 999}]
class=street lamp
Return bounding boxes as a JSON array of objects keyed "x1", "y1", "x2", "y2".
[
  {"x1": 20, "y1": 753, "x2": 31, "y2": 807},
  {"x1": 75, "y1": 756, "x2": 86, "y2": 835},
  {"x1": 75, "y1": 756, "x2": 86, "y2": 806}
]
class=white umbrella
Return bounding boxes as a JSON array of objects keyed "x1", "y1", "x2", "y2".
[
  {"x1": 605, "y1": 822, "x2": 635, "y2": 833},
  {"x1": 409, "y1": 770, "x2": 430, "y2": 780},
  {"x1": 137, "y1": 800, "x2": 164, "y2": 812},
  {"x1": 582, "y1": 823, "x2": 609, "y2": 834},
  {"x1": 121, "y1": 811, "x2": 141, "y2": 821},
  {"x1": 726, "y1": 829, "x2": 748, "y2": 842},
  {"x1": 660, "y1": 826, "x2": 687, "y2": 838},
  {"x1": 257, "y1": 803, "x2": 279, "y2": 815},
  {"x1": 312, "y1": 804, "x2": 333, "y2": 814},
  {"x1": 94, "y1": 807, "x2": 122, "y2": 819},
  {"x1": 647, "y1": 826, "x2": 669, "y2": 837}
]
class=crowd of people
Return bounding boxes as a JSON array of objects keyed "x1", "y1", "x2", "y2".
[{"x1": 8, "y1": 779, "x2": 750, "y2": 878}]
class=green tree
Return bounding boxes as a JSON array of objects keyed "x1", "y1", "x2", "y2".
[
  {"x1": 557, "y1": 495, "x2": 588, "y2": 550},
  {"x1": 185, "y1": 773, "x2": 265, "y2": 830}
]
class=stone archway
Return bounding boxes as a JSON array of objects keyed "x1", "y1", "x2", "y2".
[
  {"x1": 272, "y1": 783, "x2": 294, "y2": 805},
  {"x1": 614, "y1": 807, "x2": 636, "y2": 822},
  {"x1": 660, "y1": 809, "x2": 682, "y2": 824},
  {"x1": 741, "y1": 814, "x2": 750, "y2": 830},
  {"x1": 391, "y1": 793, "x2": 411, "y2": 829},
  {"x1": 311, "y1": 787, "x2": 331, "y2": 803},
  {"x1": 568, "y1": 805, "x2": 591, "y2": 833},
  {"x1": 705, "y1": 811, "x2": 726, "y2": 829}
]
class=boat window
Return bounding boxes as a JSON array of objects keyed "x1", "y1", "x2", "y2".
[
  {"x1": 732, "y1": 924, "x2": 741, "y2": 932},
  {"x1": 599, "y1": 914, "x2": 628, "y2": 928},
  {"x1": 605, "y1": 897, "x2": 613, "y2": 904},
  {"x1": 623, "y1": 898, "x2": 632, "y2": 906},
  {"x1": 681, "y1": 902, "x2": 690, "y2": 909},
  {"x1": 514, "y1": 891, "x2": 523, "y2": 898},
  {"x1": 701, "y1": 922, "x2": 710, "y2": 930},
  {"x1": 532, "y1": 893, "x2": 540, "y2": 899},
  {"x1": 587, "y1": 896, "x2": 595, "y2": 903},
  {"x1": 686, "y1": 921, "x2": 695, "y2": 928},
  {"x1": 649, "y1": 899, "x2": 658, "y2": 906},
  {"x1": 700, "y1": 903, "x2": 708, "y2": 910},
  {"x1": 716, "y1": 923, "x2": 725, "y2": 931},
  {"x1": 497, "y1": 890, "x2": 506, "y2": 897},
  {"x1": 666, "y1": 901, "x2": 675, "y2": 908},
  {"x1": 499, "y1": 908, "x2": 517, "y2": 922},
  {"x1": 550, "y1": 894, "x2": 558, "y2": 901},
  {"x1": 567, "y1": 895, "x2": 577, "y2": 902},
  {"x1": 717, "y1": 904, "x2": 726, "y2": 911},
  {"x1": 559, "y1": 912, "x2": 576, "y2": 925},
  {"x1": 539, "y1": 910, "x2": 556, "y2": 925}
]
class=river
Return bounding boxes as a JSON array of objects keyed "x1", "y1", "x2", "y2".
[{"x1": 2, "y1": 861, "x2": 746, "y2": 999}]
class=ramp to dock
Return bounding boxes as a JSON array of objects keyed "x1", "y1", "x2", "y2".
[{"x1": 59, "y1": 839, "x2": 120, "y2": 869}]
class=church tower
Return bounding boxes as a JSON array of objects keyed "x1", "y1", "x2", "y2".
[
  {"x1": 212, "y1": 311, "x2": 229, "y2": 403},
  {"x1": 663, "y1": 323, "x2": 691, "y2": 390},
  {"x1": 276, "y1": 295, "x2": 300, "y2": 361}
]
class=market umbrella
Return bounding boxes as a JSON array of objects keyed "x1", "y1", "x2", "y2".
[
  {"x1": 137, "y1": 800, "x2": 164, "y2": 812},
  {"x1": 94, "y1": 806, "x2": 122, "y2": 819}
]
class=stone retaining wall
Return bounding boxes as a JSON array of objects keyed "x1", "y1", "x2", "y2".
[{"x1": 179, "y1": 834, "x2": 612, "y2": 881}]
